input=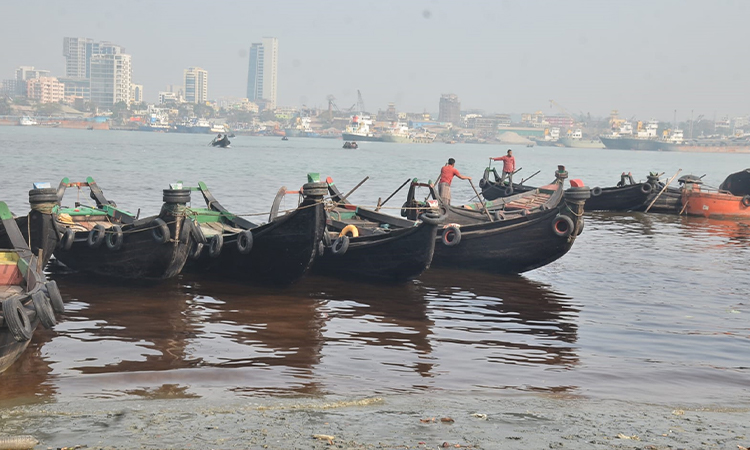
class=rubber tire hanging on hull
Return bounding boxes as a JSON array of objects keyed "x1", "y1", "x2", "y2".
[
  {"x1": 442, "y1": 225, "x2": 461, "y2": 246},
  {"x1": 106, "y1": 225, "x2": 123, "y2": 251},
  {"x1": 44, "y1": 280, "x2": 65, "y2": 313},
  {"x1": 151, "y1": 218, "x2": 170, "y2": 243},
  {"x1": 552, "y1": 215, "x2": 574, "y2": 238},
  {"x1": 32, "y1": 291, "x2": 56, "y2": 329},
  {"x1": 2, "y1": 298, "x2": 32, "y2": 342}
]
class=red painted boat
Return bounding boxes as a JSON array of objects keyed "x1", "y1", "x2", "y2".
[{"x1": 682, "y1": 169, "x2": 750, "y2": 218}]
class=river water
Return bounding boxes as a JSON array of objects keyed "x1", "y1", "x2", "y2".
[{"x1": 0, "y1": 127, "x2": 748, "y2": 449}]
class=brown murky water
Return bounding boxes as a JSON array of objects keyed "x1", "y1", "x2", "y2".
[{"x1": 1, "y1": 128, "x2": 749, "y2": 448}]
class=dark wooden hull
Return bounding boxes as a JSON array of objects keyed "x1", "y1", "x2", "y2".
[
  {"x1": 53, "y1": 211, "x2": 193, "y2": 280},
  {"x1": 432, "y1": 194, "x2": 585, "y2": 273},
  {"x1": 187, "y1": 197, "x2": 326, "y2": 286},
  {"x1": 313, "y1": 221, "x2": 438, "y2": 282},
  {"x1": 638, "y1": 186, "x2": 682, "y2": 213},
  {"x1": 480, "y1": 181, "x2": 536, "y2": 201},
  {"x1": 1, "y1": 205, "x2": 60, "y2": 373},
  {"x1": 15, "y1": 209, "x2": 59, "y2": 268},
  {"x1": 0, "y1": 314, "x2": 38, "y2": 374},
  {"x1": 584, "y1": 183, "x2": 651, "y2": 211}
]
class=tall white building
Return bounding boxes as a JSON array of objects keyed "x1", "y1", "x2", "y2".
[
  {"x1": 63, "y1": 38, "x2": 133, "y2": 106},
  {"x1": 246, "y1": 37, "x2": 278, "y2": 109},
  {"x1": 63, "y1": 37, "x2": 95, "y2": 79},
  {"x1": 184, "y1": 67, "x2": 208, "y2": 104},
  {"x1": 89, "y1": 43, "x2": 132, "y2": 106}
]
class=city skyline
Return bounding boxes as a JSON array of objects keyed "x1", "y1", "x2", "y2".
[{"x1": 0, "y1": 1, "x2": 748, "y2": 121}]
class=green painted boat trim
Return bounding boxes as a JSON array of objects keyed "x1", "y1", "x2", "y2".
[
  {"x1": 17, "y1": 256, "x2": 29, "y2": 276},
  {"x1": 307, "y1": 173, "x2": 320, "y2": 183},
  {"x1": 0, "y1": 202, "x2": 12, "y2": 220}
]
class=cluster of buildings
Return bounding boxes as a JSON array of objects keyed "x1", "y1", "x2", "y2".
[{"x1": 1, "y1": 36, "x2": 279, "y2": 113}]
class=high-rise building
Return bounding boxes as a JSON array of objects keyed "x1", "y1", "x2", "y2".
[
  {"x1": 184, "y1": 67, "x2": 208, "y2": 104},
  {"x1": 63, "y1": 38, "x2": 132, "y2": 106},
  {"x1": 246, "y1": 37, "x2": 278, "y2": 109},
  {"x1": 438, "y1": 94, "x2": 461, "y2": 125},
  {"x1": 63, "y1": 37, "x2": 95, "y2": 79},
  {"x1": 89, "y1": 43, "x2": 132, "y2": 106}
]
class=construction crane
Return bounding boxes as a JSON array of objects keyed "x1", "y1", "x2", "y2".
[
  {"x1": 356, "y1": 90, "x2": 365, "y2": 113},
  {"x1": 549, "y1": 99, "x2": 579, "y2": 124}
]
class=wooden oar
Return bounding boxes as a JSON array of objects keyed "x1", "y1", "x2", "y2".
[
  {"x1": 339, "y1": 176, "x2": 369, "y2": 203},
  {"x1": 644, "y1": 169, "x2": 681, "y2": 213},
  {"x1": 376, "y1": 178, "x2": 411, "y2": 211},
  {"x1": 468, "y1": 179, "x2": 493, "y2": 221}
]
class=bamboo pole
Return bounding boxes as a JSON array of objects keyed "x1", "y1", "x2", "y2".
[
  {"x1": 376, "y1": 178, "x2": 411, "y2": 211},
  {"x1": 644, "y1": 169, "x2": 681, "y2": 213},
  {"x1": 468, "y1": 179, "x2": 494, "y2": 222},
  {"x1": 339, "y1": 176, "x2": 369, "y2": 203}
]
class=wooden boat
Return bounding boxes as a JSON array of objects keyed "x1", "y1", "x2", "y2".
[
  {"x1": 585, "y1": 172, "x2": 653, "y2": 212},
  {"x1": 210, "y1": 135, "x2": 231, "y2": 148},
  {"x1": 637, "y1": 172, "x2": 703, "y2": 214},
  {"x1": 401, "y1": 166, "x2": 590, "y2": 273},
  {"x1": 682, "y1": 168, "x2": 750, "y2": 218},
  {"x1": 314, "y1": 176, "x2": 442, "y2": 282},
  {"x1": 52, "y1": 177, "x2": 199, "y2": 280},
  {"x1": 10, "y1": 184, "x2": 61, "y2": 268},
  {"x1": 183, "y1": 178, "x2": 327, "y2": 286},
  {"x1": 1, "y1": 201, "x2": 64, "y2": 373},
  {"x1": 479, "y1": 166, "x2": 537, "y2": 200}
]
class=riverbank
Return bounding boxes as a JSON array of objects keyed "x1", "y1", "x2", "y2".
[{"x1": 2, "y1": 393, "x2": 748, "y2": 449}]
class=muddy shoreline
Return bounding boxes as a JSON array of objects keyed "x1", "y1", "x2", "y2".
[{"x1": 2, "y1": 393, "x2": 748, "y2": 449}]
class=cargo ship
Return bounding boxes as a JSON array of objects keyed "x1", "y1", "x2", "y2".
[
  {"x1": 599, "y1": 119, "x2": 665, "y2": 150},
  {"x1": 659, "y1": 129, "x2": 750, "y2": 153},
  {"x1": 558, "y1": 129, "x2": 604, "y2": 148}
]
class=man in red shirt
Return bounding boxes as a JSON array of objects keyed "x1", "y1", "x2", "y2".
[
  {"x1": 438, "y1": 158, "x2": 471, "y2": 205},
  {"x1": 492, "y1": 149, "x2": 516, "y2": 192}
]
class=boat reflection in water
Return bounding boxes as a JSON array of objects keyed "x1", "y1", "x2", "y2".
[{"x1": 0, "y1": 268, "x2": 581, "y2": 402}]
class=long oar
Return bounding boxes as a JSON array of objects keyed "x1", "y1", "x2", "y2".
[
  {"x1": 376, "y1": 178, "x2": 411, "y2": 211},
  {"x1": 339, "y1": 176, "x2": 369, "y2": 203},
  {"x1": 468, "y1": 179, "x2": 493, "y2": 221},
  {"x1": 644, "y1": 169, "x2": 681, "y2": 213},
  {"x1": 518, "y1": 169, "x2": 539, "y2": 186}
]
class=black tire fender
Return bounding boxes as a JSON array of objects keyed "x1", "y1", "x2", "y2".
[
  {"x1": 591, "y1": 186, "x2": 602, "y2": 197},
  {"x1": 87, "y1": 224, "x2": 106, "y2": 248},
  {"x1": 331, "y1": 235, "x2": 350, "y2": 256},
  {"x1": 44, "y1": 280, "x2": 65, "y2": 313},
  {"x1": 640, "y1": 183, "x2": 652, "y2": 194},
  {"x1": 151, "y1": 218, "x2": 170, "y2": 243},
  {"x1": 59, "y1": 227, "x2": 75, "y2": 250},
  {"x1": 419, "y1": 212, "x2": 443, "y2": 225},
  {"x1": 503, "y1": 186, "x2": 514, "y2": 196},
  {"x1": 236, "y1": 230, "x2": 253, "y2": 254},
  {"x1": 208, "y1": 233, "x2": 223, "y2": 258},
  {"x1": 32, "y1": 291, "x2": 56, "y2": 329},
  {"x1": 742, "y1": 195, "x2": 750, "y2": 207},
  {"x1": 441, "y1": 224, "x2": 461, "y2": 246},
  {"x1": 2, "y1": 298, "x2": 32, "y2": 342},
  {"x1": 552, "y1": 215, "x2": 575, "y2": 238},
  {"x1": 106, "y1": 224, "x2": 123, "y2": 251}
]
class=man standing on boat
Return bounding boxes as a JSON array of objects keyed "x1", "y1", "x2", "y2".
[
  {"x1": 438, "y1": 158, "x2": 471, "y2": 205},
  {"x1": 492, "y1": 149, "x2": 516, "y2": 192}
]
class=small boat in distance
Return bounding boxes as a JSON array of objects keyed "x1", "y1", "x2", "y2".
[
  {"x1": 19, "y1": 116, "x2": 38, "y2": 126},
  {"x1": 343, "y1": 141, "x2": 358, "y2": 149}
]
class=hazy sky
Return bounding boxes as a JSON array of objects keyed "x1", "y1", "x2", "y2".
[{"x1": 2, "y1": 0, "x2": 748, "y2": 121}]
